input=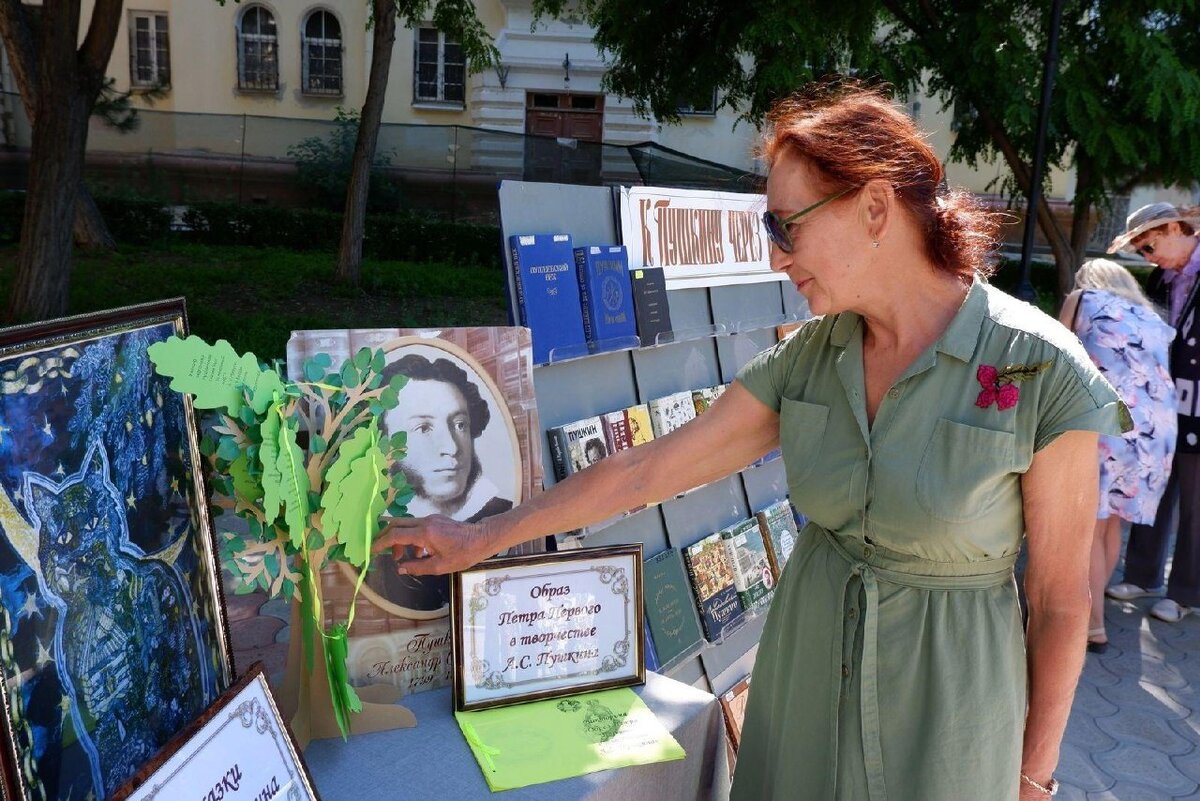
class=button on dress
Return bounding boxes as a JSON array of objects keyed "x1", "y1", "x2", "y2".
[{"x1": 731, "y1": 281, "x2": 1124, "y2": 801}]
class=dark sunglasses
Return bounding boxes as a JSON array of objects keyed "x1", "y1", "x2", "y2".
[
  {"x1": 761, "y1": 187, "x2": 858, "y2": 253},
  {"x1": 1135, "y1": 241, "x2": 1156, "y2": 258}
]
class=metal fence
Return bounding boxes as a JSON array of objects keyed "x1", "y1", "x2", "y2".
[{"x1": 0, "y1": 93, "x2": 760, "y2": 222}]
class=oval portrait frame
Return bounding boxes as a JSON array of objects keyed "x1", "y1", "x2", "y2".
[{"x1": 341, "y1": 335, "x2": 523, "y2": 620}]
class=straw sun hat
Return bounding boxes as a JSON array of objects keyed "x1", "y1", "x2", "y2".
[{"x1": 1107, "y1": 202, "x2": 1200, "y2": 254}]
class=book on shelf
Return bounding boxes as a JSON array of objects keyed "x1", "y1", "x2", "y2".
[
  {"x1": 574, "y1": 245, "x2": 637, "y2": 349},
  {"x1": 692, "y1": 384, "x2": 727, "y2": 416},
  {"x1": 630, "y1": 266, "x2": 674, "y2": 347},
  {"x1": 602, "y1": 403, "x2": 655, "y2": 454},
  {"x1": 776, "y1": 321, "x2": 804, "y2": 340},
  {"x1": 648, "y1": 390, "x2": 697, "y2": 439},
  {"x1": 720, "y1": 518, "x2": 775, "y2": 610},
  {"x1": 508, "y1": 232, "x2": 587, "y2": 364},
  {"x1": 756, "y1": 500, "x2": 800, "y2": 582},
  {"x1": 684, "y1": 533, "x2": 745, "y2": 642},
  {"x1": 719, "y1": 674, "x2": 752, "y2": 758},
  {"x1": 643, "y1": 548, "x2": 705, "y2": 669},
  {"x1": 547, "y1": 415, "x2": 609, "y2": 482}
]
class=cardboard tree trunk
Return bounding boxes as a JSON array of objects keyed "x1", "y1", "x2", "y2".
[{"x1": 277, "y1": 600, "x2": 417, "y2": 747}]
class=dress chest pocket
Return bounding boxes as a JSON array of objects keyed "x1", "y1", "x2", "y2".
[
  {"x1": 778, "y1": 398, "x2": 829, "y2": 484},
  {"x1": 916, "y1": 418, "x2": 1018, "y2": 523}
]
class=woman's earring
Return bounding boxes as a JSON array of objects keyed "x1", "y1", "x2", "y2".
[{"x1": 871, "y1": 240, "x2": 880, "y2": 248}]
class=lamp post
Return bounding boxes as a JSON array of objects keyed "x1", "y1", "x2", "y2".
[{"x1": 1015, "y1": 0, "x2": 1066, "y2": 304}]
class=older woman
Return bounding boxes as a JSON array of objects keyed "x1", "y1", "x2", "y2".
[{"x1": 378, "y1": 84, "x2": 1124, "y2": 800}]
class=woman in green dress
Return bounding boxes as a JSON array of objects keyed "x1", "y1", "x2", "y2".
[{"x1": 378, "y1": 84, "x2": 1124, "y2": 800}]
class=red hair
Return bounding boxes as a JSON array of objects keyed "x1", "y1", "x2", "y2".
[{"x1": 761, "y1": 82, "x2": 1000, "y2": 279}]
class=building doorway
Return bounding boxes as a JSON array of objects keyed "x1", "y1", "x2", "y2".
[{"x1": 523, "y1": 92, "x2": 604, "y2": 184}]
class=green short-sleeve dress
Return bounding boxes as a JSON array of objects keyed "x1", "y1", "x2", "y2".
[{"x1": 731, "y1": 280, "x2": 1125, "y2": 801}]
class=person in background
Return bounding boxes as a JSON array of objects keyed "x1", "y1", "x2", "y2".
[
  {"x1": 1105, "y1": 203, "x2": 1200, "y2": 623},
  {"x1": 1059, "y1": 259, "x2": 1176, "y2": 651},
  {"x1": 378, "y1": 82, "x2": 1125, "y2": 800}
]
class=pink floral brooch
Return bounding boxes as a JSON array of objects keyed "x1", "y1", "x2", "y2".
[{"x1": 975, "y1": 362, "x2": 1051, "y2": 411}]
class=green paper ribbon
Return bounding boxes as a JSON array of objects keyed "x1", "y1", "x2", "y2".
[{"x1": 324, "y1": 623, "x2": 363, "y2": 741}]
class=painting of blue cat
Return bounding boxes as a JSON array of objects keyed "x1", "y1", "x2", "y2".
[{"x1": 0, "y1": 305, "x2": 231, "y2": 801}]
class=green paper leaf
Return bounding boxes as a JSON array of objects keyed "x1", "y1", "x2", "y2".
[
  {"x1": 216, "y1": 435, "x2": 241, "y2": 463},
  {"x1": 310, "y1": 433, "x2": 328, "y2": 454},
  {"x1": 147, "y1": 335, "x2": 270, "y2": 415},
  {"x1": 275, "y1": 415, "x2": 312, "y2": 550},
  {"x1": 370, "y1": 349, "x2": 386, "y2": 374},
  {"x1": 228, "y1": 454, "x2": 264, "y2": 504},
  {"x1": 340, "y1": 362, "x2": 359, "y2": 390},
  {"x1": 353, "y1": 348, "x2": 372, "y2": 372},
  {"x1": 324, "y1": 623, "x2": 363, "y2": 741},
  {"x1": 233, "y1": 582, "x2": 258, "y2": 595},
  {"x1": 303, "y1": 358, "x2": 327, "y2": 383},
  {"x1": 258, "y1": 402, "x2": 284, "y2": 528},
  {"x1": 249, "y1": 370, "x2": 288, "y2": 414},
  {"x1": 320, "y1": 419, "x2": 388, "y2": 568},
  {"x1": 389, "y1": 374, "x2": 408, "y2": 393}
]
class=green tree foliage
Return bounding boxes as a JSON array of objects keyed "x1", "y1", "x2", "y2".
[
  {"x1": 287, "y1": 108, "x2": 401, "y2": 212},
  {"x1": 535, "y1": 0, "x2": 1200, "y2": 302}
]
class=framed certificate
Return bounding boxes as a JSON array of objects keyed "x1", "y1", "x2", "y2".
[
  {"x1": 111, "y1": 663, "x2": 318, "y2": 801},
  {"x1": 452, "y1": 545, "x2": 645, "y2": 711}
]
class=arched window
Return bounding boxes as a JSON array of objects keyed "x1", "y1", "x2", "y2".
[
  {"x1": 237, "y1": 6, "x2": 278, "y2": 91},
  {"x1": 302, "y1": 10, "x2": 342, "y2": 95}
]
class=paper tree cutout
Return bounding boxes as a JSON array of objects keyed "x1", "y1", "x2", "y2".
[{"x1": 148, "y1": 338, "x2": 411, "y2": 738}]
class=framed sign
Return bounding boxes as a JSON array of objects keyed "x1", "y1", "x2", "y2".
[
  {"x1": 452, "y1": 545, "x2": 644, "y2": 712},
  {"x1": 112, "y1": 663, "x2": 319, "y2": 801},
  {"x1": 618, "y1": 185, "x2": 780, "y2": 290},
  {"x1": 0, "y1": 301, "x2": 233, "y2": 801}
]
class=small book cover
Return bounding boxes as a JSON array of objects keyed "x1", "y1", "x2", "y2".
[
  {"x1": 720, "y1": 518, "x2": 775, "y2": 610},
  {"x1": 547, "y1": 415, "x2": 609, "y2": 482},
  {"x1": 602, "y1": 403, "x2": 656, "y2": 453},
  {"x1": 756, "y1": 500, "x2": 800, "y2": 581},
  {"x1": 643, "y1": 623, "x2": 661, "y2": 673},
  {"x1": 648, "y1": 390, "x2": 697, "y2": 439},
  {"x1": 719, "y1": 675, "x2": 752, "y2": 755},
  {"x1": 643, "y1": 549, "x2": 705, "y2": 669},
  {"x1": 508, "y1": 233, "x2": 587, "y2": 364},
  {"x1": 574, "y1": 245, "x2": 637, "y2": 348},
  {"x1": 692, "y1": 384, "x2": 727, "y2": 416},
  {"x1": 684, "y1": 533, "x2": 745, "y2": 642},
  {"x1": 629, "y1": 267, "x2": 674, "y2": 347}
]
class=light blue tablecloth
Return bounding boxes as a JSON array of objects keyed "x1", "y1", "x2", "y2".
[{"x1": 303, "y1": 672, "x2": 729, "y2": 800}]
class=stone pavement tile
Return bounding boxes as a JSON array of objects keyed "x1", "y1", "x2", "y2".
[
  {"x1": 1171, "y1": 745, "x2": 1200, "y2": 785},
  {"x1": 1063, "y1": 707, "x2": 1118, "y2": 753},
  {"x1": 1167, "y1": 712, "x2": 1200, "y2": 747},
  {"x1": 1087, "y1": 781, "x2": 1187, "y2": 800},
  {"x1": 223, "y1": 588, "x2": 267, "y2": 622},
  {"x1": 1094, "y1": 709, "x2": 1194, "y2": 756},
  {"x1": 1147, "y1": 618, "x2": 1193, "y2": 644},
  {"x1": 1080, "y1": 659, "x2": 1122, "y2": 689},
  {"x1": 260, "y1": 596, "x2": 292, "y2": 622},
  {"x1": 1057, "y1": 742, "x2": 1114, "y2": 794},
  {"x1": 229, "y1": 614, "x2": 285, "y2": 651},
  {"x1": 1071, "y1": 683, "x2": 1120, "y2": 720},
  {"x1": 1137, "y1": 655, "x2": 1191, "y2": 691},
  {"x1": 231, "y1": 641, "x2": 287, "y2": 677},
  {"x1": 1097, "y1": 680, "x2": 1191, "y2": 721},
  {"x1": 1055, "y1": 784, "x2": 1087, "y2": 801},
  {"x1": 1094, "y1": 745, "x2": 1198, "y2": 797}
]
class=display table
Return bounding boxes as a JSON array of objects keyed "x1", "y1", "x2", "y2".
[{"x1": 303, "y1": 672, "x2": 731, "y2": 800}]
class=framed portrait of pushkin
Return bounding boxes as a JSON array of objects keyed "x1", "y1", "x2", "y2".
[
  {"x1": 0, "y1": 300, "x2": 234, "y2": 801},
  {"x1": 286, "y1": 327, "x2": 545, "y2": 699}
]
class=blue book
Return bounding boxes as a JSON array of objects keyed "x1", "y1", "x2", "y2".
[
  {"x1": 508, "y1": 233, "x2": 587, "y2": 364},
  {"x1": 574, "y1": 245, "x2": 637, "y2": 349},
  {"x1": 644, "y1": 624, "x2": 661, "y2": 672}
]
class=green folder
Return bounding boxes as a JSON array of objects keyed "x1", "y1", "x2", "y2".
[{"x1": 454, "y1": 687, "x2": 685, "y2": 791}]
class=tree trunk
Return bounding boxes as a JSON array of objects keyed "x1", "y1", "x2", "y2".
[
  {"x1": 334, "y1": 0, "x2": 397, "y2": 286},
  {"x1": 1062, "y1": 157, "x2": 1096, "y2": 307},
  {"x1": 0, "y1": 0, "x2": 116, "y2": 251}
]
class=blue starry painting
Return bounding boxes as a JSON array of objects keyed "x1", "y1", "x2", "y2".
[{"x1": 0, "y1": 305, "x2": 232, "y2": 801}]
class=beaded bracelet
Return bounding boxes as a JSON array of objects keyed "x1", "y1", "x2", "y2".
[{"x1": 1020, "y1": 772, "x2": 1059, "y2": 796}]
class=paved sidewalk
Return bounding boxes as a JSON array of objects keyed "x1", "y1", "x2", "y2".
[{"x1": 1059, "y1": 594, "x2": 1200, "y2": 800}]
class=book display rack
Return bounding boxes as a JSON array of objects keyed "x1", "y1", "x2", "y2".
[{"x1": 499, "y1": 180, "x2": 810, "y2": 696}]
